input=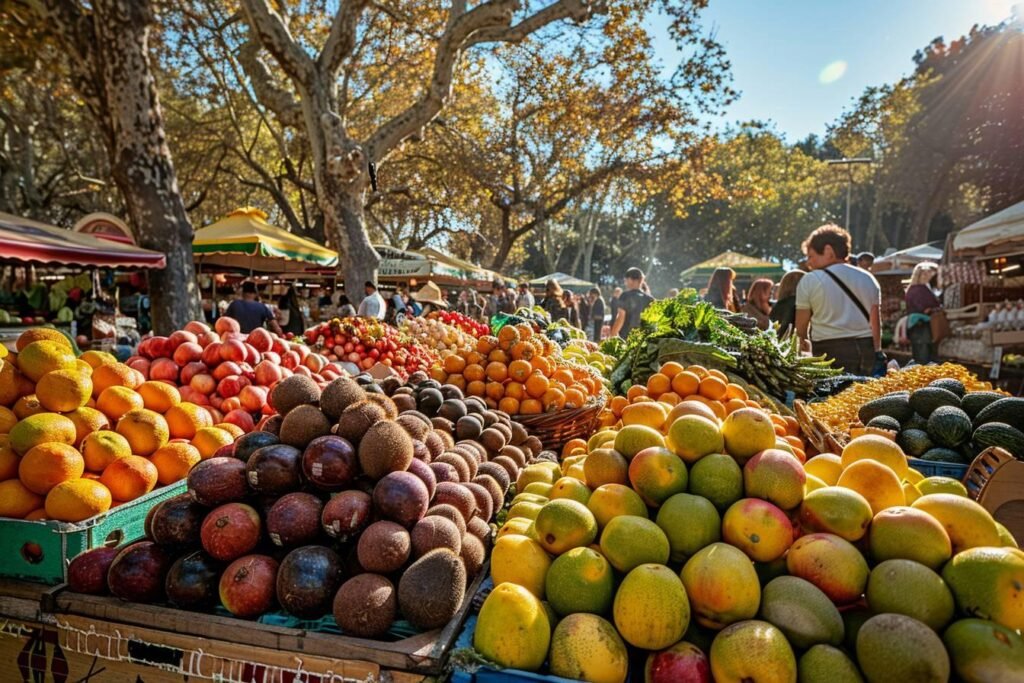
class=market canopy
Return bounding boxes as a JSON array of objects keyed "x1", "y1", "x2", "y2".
[
  {"x1": 529, "y1": 272, "x2": 596, "y2": 292},
  {"x1": 192, "y1": 207, "x2": 338, "y2": 273},
  {"x1": 680, "y1": 251, "x2": 784, "y2": 284},
  {"x1": 871, "y1": 242, "x2": 944, "y2": 275},
  {"x1": 0, "y1": 212, "x2": 166, "y2": 269},
  {"x1": 378, "y1": 245, "x2": 504, "y2": 286},
  {"x1": 953, "y1": 200, "x2": 1024, "y2": 259}
]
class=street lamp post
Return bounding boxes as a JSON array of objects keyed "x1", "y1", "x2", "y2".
[{"x1": 826, "y1": 158, "x2": 873, "y2": 231}]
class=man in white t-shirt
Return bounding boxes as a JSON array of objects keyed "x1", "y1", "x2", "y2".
[
  {"x1": 357, "y1": 281, "x2": 386, "y2": 320},
  {"x1": 795, "y1": 225, "x2": 883, "y2": 376}
]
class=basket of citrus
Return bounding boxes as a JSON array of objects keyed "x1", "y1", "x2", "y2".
[
  {"x1": 0, "y1": 328, "x2": 233, "y2": 583},
  {"x1": 429, "y1": 324, "x2": 607, "y2": 451}
]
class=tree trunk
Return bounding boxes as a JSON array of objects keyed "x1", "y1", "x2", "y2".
[
  {"x1": 94, "y1": 0, "x2": 198, "y2": 333},
  {"x1": 490, "y1": 209, "x2": 516, "y2": 272}
]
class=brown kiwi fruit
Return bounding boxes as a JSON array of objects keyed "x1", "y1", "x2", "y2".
[
  {"x1": 481, "y1": 411, "x2": 499, "y2": 427},
  {"x1": 460, "y1": 534, "x2": 485, "y2": 578},
  {"x1": 365, "y1": 393, "x2": 398, "y2": 420},
  {"x1": 397, "y1": 549, "x2": 466, "y2": 631},
  {"x1": 456, "y1": 415, "x2": 483, "y2": 441},
  {"x1": 424, "y1": 503, "x2": 467, "y2": 535},
  {"x1": 456, "y1": 440, "x2": 487, "y2": 462},
  {"x1": 269, "y1": 375, "x2": 321, "y2": 416},
  {"x1": 490, "y1": 455, "x2": 520, "y2": 481},
  {"x1": 336, "y1": 401, "x2": 386, "y2": 443},
  {"x1": 449, "y1": 448, "x2": 479, "y2": 478},
  {"x1": 333, "y1": 573, "x2": 396, "y2": 639},
  {"x1": 391, "y1": 393, "x2": 417, "y2": 413},
  {"x1": 410, "y1": 516, "x2": 462, "y2": 558},
  {"x1": 462, "y1": 482, "x2": 494, "y2": 521},
  {"x1": 491, "y1": 421, "x2": 513, "y2": 444},
  {"x1": 523, "y1": 436, "x2": 543, "y2": 458},
  {"x1": 479, "y1": 428, "x2": 507, "y2": 453},
  {"x1": 395, "y1": 413, "x2": 431, "y2": 442},
  {"x1": 432, "y1": 482, "x2": 477, "y2": 523},
  {"x1": 472, "y1": 474, "x2": 505, "y2": 512},
  {"x1": 509, "y1": 421, "x2": 529, "y2": 446},
  {"x1": 466, "y1": 516, "x2": 492, "y2": 549},
  {"x1": 424, "y1": 431, "x2": 446, "y2": 460},
  {"x1": 357, "y1": 521, "x2": 410, "y2": 573},
  {"x1": 278, "y1": 404, "x2": 333, "y2": 449},
  {"x1": 476, "y1": 462, "x2": 511, "y2": 491},
  {"x1": 411, "y1": 439, "x2": 431, "y2": 462},
  {"x1": 431, "y1": 417, "x2": 454, "y2": 434},
  {"x1": 499, "y1": 445, "x2": 527, "y2": 468},
  {"x1": 357, "y1": 420, "x2": 414, "y2": 479},
  {"x1": 429, "y1": 461, "x2": 460, "y2": 484},
  {"x1": 319, "y1": 378, "x2": 366, "y2": 421},
  {"x1": 434, "y1": 429, "x2": 455, "y2": 449},
  {"x1": 435, "y1": 452, "x2": 470, "y2": 481}
]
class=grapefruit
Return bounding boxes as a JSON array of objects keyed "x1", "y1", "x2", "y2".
[
  {"x1": 721, "y1": 498, "x2": 794, "y2": 563},
  {"x1": 666, "y1": 415, "x2": 723, "y2": 464},
  {"x1": 942, "y1": 546, "x2": 1024, "y2": 631},
  {"x1": 841, "y1": 434, "x2": 909, "y2": 479},
  {"x1": 549, "y1": 614, "x2": 628, "y2": 683},
  {"x1": 490, "y1": 534, "x2": 552, "y2": 598},
  {"x1": 534, "y1": 499, "x2": 598, "y2": 555},
  {"x1": 688, "y1": 453, "x2": 743, "y2": 511},
  {"x1": 911, "y1": 493, "x2": 1001, "y2": 553},
  {"x1": 865, "y1": 559, "x2": 955, "y2": 631},
  {"x1": 743, "y1": 449, "x2": 805, "y2": 510},
  {"x1": 36, "y1": 369, "x2": 91, "y2": 413},
  {"x1": 867, "y1": 506, "x2": 952, "y2": 570},
  {"x1": 613, "y1": 564, "x2": 690, "y2": 650},
  {"x1": 709, "y1": 620, "x2": 797, "y2": 683},
  {"x1": 943, "y1": 618, "x2": 1024, "y2": 682},
  {"x1": 720, "y1": 408, "x2": 776, "y2": 463},
  {"x1": 586, "y1": 483, "x2": 648, "y2": 528},
  {"x1": 856, "y1": 614, "x2": 949, "y2": 683},
  {"x1": 656, "y1": 493, "x2": 721, "y2": 562},
  {"x1": 799, "y1": 486, "x2": 873, "y2": 541},
  {"x1": 17, "y1": 340, "x2": 77, "y2": 382},
  {"x1": 836, "y1": 459, "x2": 905, "y2": 514},
  {"x1": 786, "y1": 533, "x2": 868, "y2": 605},
  {"x1": 628, "y1": 446, "x2": 688, "y2": 506},
  {"x1": 681, "y1": 543, "x2": 760, "y2": 629},
  {"x1": 545, "y1": 547, "x2": 614, "y2": 617},
  {"x1": 474, "y1": 582, "x2": 550, "y2": 671},
  {"x1": 9, "y1": 413, "x2": 77, "y2": 455},
  {"x1": 759, "y1": 576, "x2": 843, "y2": 649},
  {"x1": 599, "y1": 515, "x2": 670, "y2": 572}
]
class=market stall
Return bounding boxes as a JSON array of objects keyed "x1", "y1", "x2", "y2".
[
  {"x1": 528, "y1": 272, "x2": 596, "y2": 294},
  {"x1": 679, "y1": 250, "x2": 784, "y2": 291}
]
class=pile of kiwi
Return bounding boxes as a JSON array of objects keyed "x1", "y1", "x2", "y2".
[{"x1": 254, "y1": 369, "x2": 555, "y2": 638}]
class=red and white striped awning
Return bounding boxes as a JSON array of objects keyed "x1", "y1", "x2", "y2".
[{"x1": 0, "y1": 212, "x2": 166, "y2": 269}]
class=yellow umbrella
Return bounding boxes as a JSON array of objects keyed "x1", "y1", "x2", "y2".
[{"x1": 192, "y1": 207, "x2": 338, "y2": 273}]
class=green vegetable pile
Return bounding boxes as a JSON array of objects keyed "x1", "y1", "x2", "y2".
[{"x1": 602, "y1": 290, "x2": 840, "y2": 398}]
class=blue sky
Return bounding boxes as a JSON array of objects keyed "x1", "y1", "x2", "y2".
[{"x1": 664, "y1": 0, "x2": 1019, "y2": 141}]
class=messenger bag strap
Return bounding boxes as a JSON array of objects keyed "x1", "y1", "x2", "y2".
[{"x1": 821, "y1": 267, "x2": 870, "y2": 323}]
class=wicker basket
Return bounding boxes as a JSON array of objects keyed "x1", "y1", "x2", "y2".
[{"x1": 513, "y1": 403, "x2": 604, "y2": 453}]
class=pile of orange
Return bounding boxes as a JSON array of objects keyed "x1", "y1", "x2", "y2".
[
  {"x1": 431, "y1": 324, "x2": 606, "y2": 416},
  {"x1": 0, "y1": 328, "x2": 237, "y2": 523},
  {"x1": 591, "y1": 362, "x2": 807, "y2": 461}
]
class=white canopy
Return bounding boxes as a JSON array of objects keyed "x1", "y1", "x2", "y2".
[
  {"x1": 872, "y1": 242, "x2": 944, "y2": 274},
  {"x1": 953, "y1": 200, "x2": 1024, "y2": 257}
]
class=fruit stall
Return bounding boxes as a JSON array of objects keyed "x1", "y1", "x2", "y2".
[{"x1": 1, "y1": 293, "x2": 1023, "y2": 682}]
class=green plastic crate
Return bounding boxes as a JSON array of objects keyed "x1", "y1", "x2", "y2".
[{"x1": 0, "y1": 481, "x2": 186, "y2": 584}]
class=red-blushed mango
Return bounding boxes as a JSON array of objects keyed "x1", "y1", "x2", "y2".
[
  {"x1": 628, "y1": 446, "x2": 688, "y2": 506},
  {"x1": 721, "y1": 498, "x2": 795, "y2": 563},
  {"x1": 867, "y1": 506, "x2": 952, "y2": 570},
  {"x1": 721, "y1": 408, "x2": 777, "y2": 463},
  {"x1": 743, "y1": 448, "x2": 805, "y2": 510},
  {"x1": 681, "y1": 542, "x2": 760, "y2": 630},
  {"x1": 710, "y1": 620, "x2": 797, "y2": 683},
  {"x1": 786, "y1": 533, "x2": 869, "y2": 605},
  {"x1": 798, "y1": 486, "x2": 873, "y2": 541}
]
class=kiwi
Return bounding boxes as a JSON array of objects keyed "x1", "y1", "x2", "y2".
[
  {"x1": 425, "y1": 503, "x2": 467, "y2": 535},
  {"x1": 456, "y1": 440, "x2": 487, "y2": 461},
  {"x1": 523, "y1": 436, "x2": 543, "y2": 458},
  {"x1": 357, "y1": 521, "x2": 411, "y2": 573},
  {"x1": 467, "y1": 516, "x2": 492, "y2": 548},
  {"x1": 333, "y1": 573, "x2": 396, "y2": 639},
  {"x1": 435, "y1": 453, "x2": 470, "y2": 481},
  {"x1": 381, "y1": 377, "x2": 402, "y2": 396},
  {"x1": 358, "y1": 421, "x2": 414, "y2": 480},
  {"x1": 398, "y1": 549, "x2": 466, "y2": 630},
  {"x1": 451, "y1": 448, "x2": 479, "y2": 478},
  {"x1": 269, "y1": 375, "x2": 321, "y2": 416},
  {"x1": 433, "y1": 482, "x2": 477, "y2": 522},
  {"x1": 480, "y1": 428, "x2": 507, "y2": 453},
  {"x1": 491, "y1": 422, "x2": 513, "y2": 444},
  {"x1": 396, "y1": 414, "x2": 431, "y2": 442},
  {"x1": 431, "y1": 417, "x2": 454, "y2": 434},
  {"x1": 424, "y1": 432, "x2": 445, "y2": 460},
  {"x1": 460, "y1": 534, "x2": 485, "y2": 578},
  {"x1": 319, "y1": 378, "x2": 366, "y2": 421},
  {"x1": 411, "y1": 516, "x2": 462, "y2": 558},
  {"x1": 433, "y1": 429, "x2": 455, "y2": 449},
  {"x1": 499, "y1": 445, "x2": 527, "y2": 468},
  {"x1": 465, "y1": 397, "x2": 486, "y2": 414},
  {"x1": 392, "y1": 393, "x2": 417, "y2": 413},
  {"x1": 476, "y1": 462, "x2": 511, "y2": 491},
  {"x1": 509, "y1": 421, "x2": 528, "y2": 446},
  {"x1": 365, "y1": 393, "x2": 398, "y2": 420},
  {"x1": 393, "y1": 386, "x2": 415, "y2": 396},
  {"x1": 411, "y1": 440, "x2": 431, "y2": 462},
  {"x1": 407, "y1": 371, "x2": 429, "y2": 385},
  {"x1": 429, "y1": 461, "x2": 460, "y2": 484},
  {"x1": 337, "y1": 400, "x2": 386, "y2": 443},
  {"x1": 456, "y1": 415, "x2": 483, "y2": 441},
  {"x1": 472, "y1": 474, "x2": 505, "y2": 512},
  {"x1": 490, "y1": 455, "x2": 520, "y2": 481},
  {"x1": 462, "y1": 482, "x2": 494, "y2": 521},
  {"x1": 278, "y1": 405, "x2": 332, "y2": 449}
]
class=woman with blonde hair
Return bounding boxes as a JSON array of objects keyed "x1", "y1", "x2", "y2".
[
  {"x1": 770, "y1": 270, "x2": 805, "y2": 335},
  {"x1": 704, "y1": 267, "x2": 737, "y2": 312},
  {"x1": 741, "y1": 279, "x2": 774, "y2": 330},
  {"x1": 905, "y1": 261, "x2": 941, "y2": 364}
]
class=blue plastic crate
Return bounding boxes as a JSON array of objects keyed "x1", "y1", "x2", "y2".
[{"x1": 908, "y1": 457, "x2": 968, "y2": 481}]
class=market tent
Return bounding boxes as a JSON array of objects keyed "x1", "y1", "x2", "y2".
[
  {"x1": 871, "y1": 242, "x2": 944, "y2": 275},
  {"x1": 680, "y1": 251, "x2": 783, "y2": 285},
  {"x1": 529, "y1": 272, "x2": 596, "y2": 292},
  {"x1": 192, "y1": 207, "x2": 338, "y2": 273},
  {"x1": 417, "y1": 247, "x2": 503, "y2": 284},
  {"x1": 953, "y1": 200, "x2": 1024, "y2": 258},
  {"x1": 0, "y1": 212, "x2": 166, "y2": 269}
]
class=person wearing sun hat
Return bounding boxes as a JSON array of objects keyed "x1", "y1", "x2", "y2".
[{"x1": 411, "y1": 281, "x2": 448, "y2": 316}]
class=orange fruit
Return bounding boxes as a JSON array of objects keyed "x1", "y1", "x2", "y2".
[
  {"x1": 509, "y1": 360, "x2": 533, "y2": 382},
  {"x1": 0, "y1": 435, "x2": 18, "y2": 479},
  {"x1": 137, "y1": 381, "x2": 182, "y2": 413},
  {"x1": 725, "y1": 383, "x2": 749, "y2": 401},
  {"x1": 498, "y1": 397, "x2": 521, "y2": 415},
  {"x1": 151, "y1": 442, "x2": 202, "y2": 485},
  {"x1": 100, "y1": 455, "x2": 158, "y2": 501},
  {"x1": 16, "y1": 340, "x2": 78, "y2": 382},
  {"x1": 443, "y1": 355, "x2": 467, "y2": 374},
  {"x1": 191, "y1": 426, "x2": 234, "y2": 459},
  {"x1": 660, "y1": 362, "x2": 684, "y2": 378},
  {"x1": 658, "y1": 392, "x2": 682, "y2": 407},
  {"x1": 671, "y1": 372, "x2": 701, "y2": 397},
  {"x1": 505, "y1": 382, "x2": 526, "y2": 401},
  {"x1": 488, "y1": 349, "x2": 510, "y2": 366},
  {"x1": 24, "y1": 508, "x2": 48, "y2": 521},
  {"x1": 464, "y1": 351, "x2": 484, "y2": 367},
  {"x1": 563, "y1": 438, "x2": 589, "y2": 458},
  {"x1": 65, "y1": 406, "x2": 111, "y2": 445},
  {"x1": 81, "y1": 430, "x2": 132, "y2": 472},
  {"x1": 19, "y1": 442, "x2": 85, "y2": 495},
  {"x1": 784, "y1": 417, "x2": 800, "y2": 437},
  {"x1": 525, "y1": 373, "x2": 550, "y2": 399},
  {"x1": 466, "y1": 380, "x2": 486, "y2": 397},
  {"x1": 564, "y1": 388, "x2": 588, "y2": 410},
  {"x1": 215, "y1": 423, "x2": 245, "y2": 439},
  {"x1": 520, "y1": 398, "x2": 543, "y2": 415},
  {"x1": 530, "y1": 355, "x2": 554, "y2": 377},
  {"x1": 542, "y1": 388, "x2": 566, "y2": 412},
  {"x1": 45, "y1": 478, "x2": 112, "y2": 522},
  {"x1": 498, "y1": 325, "x2": 520, "y2": 347},
  {"x1": 0, "y1": 406, "x2": 15, "y2": 434},
  {"x1": 476, "y1": 336, "x2": 498, "y2": 355},
  {"x1": 16, "y1": 328, "x2": 72, "y2": 352},
  {"x1": 91, "y1": 363, "x2": 142, "y2": 397},
  {"x1": 0, "y1": 479, "x2": 45, "y2": 518},
  {"x1": 447, "y1": 374, "x2": 466, "y2": 392},
  {"x1": 79, "y1": 350, "x2": 116, "y2": 369},
  {"x1": 647, "y1": 373, "x2": 671, "y2": 397},
  {"x1": 116, "y1": 408, "x2": 170, "y2": 456},
  {"x1": 609, "y1": 396, "x2": 629, "y2": 417},
  {"x1": 429, "y1": 365, "x2": 448, "y2": 383},
  {"x1": 36, "y1": 368, "x2": 92, "y2": 412},
  {"x1": 685, "y1": 365, "x2": 709, "y2": 379},
  {"x1": 626, "y1": 385, "x2": 648, "y2": 402},
  {"x1": 707, "y1": 369, "x2": 728, "y2": 383},
  {"x1": 464, "y1": 364, "x2": 486, "y2": 382},
  {"x1": 485, "y1": 381, "x2": 505, "y2": 401},
  {"x1": 97, "y1": 386, "x2": 145, "y2": 421},
  {"x1": 698, "y1": 376, "x2": 728, "y2": 401},
  {"x1": 509, "y1": 342, "x2": 534, "y2": 362},
  {"x1": 552, "y1": 368, "x2": 575, "y2": 387},
  {"x1": 13, "y1": 395, "x2": 45, "y2": 420},
  {"x1": 165, "y1": 402, "x2": 214, "y2": 440},
  {"x1": 486, "y1": 361, "x2": 509, "y2": 383}
]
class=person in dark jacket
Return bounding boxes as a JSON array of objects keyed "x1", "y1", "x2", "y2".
[
  {"x1": 770, "y1": 270, "x2": 805, "y2": 336},
  {"x1": 587, "y1": 287, "x2": 605, "y2": 341},
  {"x1": 540, "y1": 280, "x2": 569, "y2": 320},
  {"x1": 905, "y1": 262, "x2": 942, "y2": 364}
]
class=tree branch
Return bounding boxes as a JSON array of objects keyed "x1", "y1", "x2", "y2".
[
  {"x1": 318, "y1": 0, "x2": 370, "y2": 77},
  {"x1": 238, "y1": 0, "x2": 316, "y2": 89},
  {"x1": 236, "y1": 39, "x2": 305, "y2": 129}
]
